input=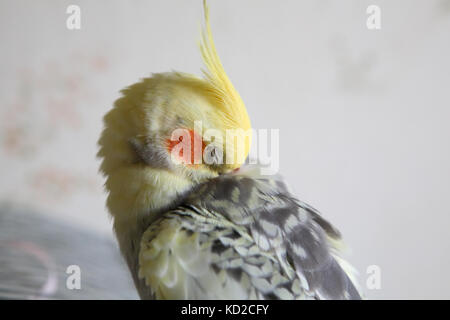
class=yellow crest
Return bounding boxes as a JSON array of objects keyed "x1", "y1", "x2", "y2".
[{"x1": 199, "y1": 0, "x2": 252, "y2": 165}]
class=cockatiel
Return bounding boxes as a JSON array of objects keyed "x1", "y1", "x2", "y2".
[{"x1": 98, "y1": 0, "x2": 361, "y2": 300}]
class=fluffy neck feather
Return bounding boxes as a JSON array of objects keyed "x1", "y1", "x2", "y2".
[{"x1": 105, "y1": 166, "x2": 194, "y2": 235}]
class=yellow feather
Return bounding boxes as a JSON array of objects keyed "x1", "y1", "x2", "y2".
[{"x1": 199, "y1": 0, "x2": 252, "y2": 140}]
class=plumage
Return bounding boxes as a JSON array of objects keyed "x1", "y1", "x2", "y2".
[
  {"x1": 97, "y1": 0, "x2": 360, "y2": 300},
  {"x1": 138, "y1": 169, "x2": 360, "y2": 299}
]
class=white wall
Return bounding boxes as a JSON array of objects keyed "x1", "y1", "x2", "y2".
[{"x1": 1, "y1": 0, "x2": 449, "y2": 299}]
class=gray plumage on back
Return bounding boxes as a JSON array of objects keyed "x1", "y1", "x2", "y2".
[{"x1": 138, "y1": 167, "x2": 361, "y2": 300}]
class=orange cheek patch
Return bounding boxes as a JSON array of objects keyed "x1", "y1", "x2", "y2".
[{"x1": 167, "y1": 129, "x2": 206, "y2": 165}]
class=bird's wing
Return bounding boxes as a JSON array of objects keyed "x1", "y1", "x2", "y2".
[
  {"x1": 138, "y1": 207, "x2": 300, "y2": 299},
  {"x1": 138, "y1": 169, "x2": 361, "y2": 300}
]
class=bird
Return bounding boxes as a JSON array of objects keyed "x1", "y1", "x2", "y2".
[{"x1": 97, "y1": 0, "x2": 361, "y2": 300}]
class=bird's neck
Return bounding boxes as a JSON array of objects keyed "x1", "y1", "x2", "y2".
[
  {"x1": 106, "y1": 166, "x2": 194, "y2": 237},
  {"x1": 104, "y1": 166, "x2": 197, "y2": 293}
]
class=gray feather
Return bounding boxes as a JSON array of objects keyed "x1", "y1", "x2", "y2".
[{"x1": 176, "y1": 169, "x2": 361, "y2": 300}]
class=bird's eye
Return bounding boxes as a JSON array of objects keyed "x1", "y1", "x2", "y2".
[{"x1": 203, "y1": 143, "x2": 223, "y2": 167}]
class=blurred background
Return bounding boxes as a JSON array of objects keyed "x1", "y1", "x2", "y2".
[{"x1": 0, "y1": 0, "x2": 449, "y2": 299}]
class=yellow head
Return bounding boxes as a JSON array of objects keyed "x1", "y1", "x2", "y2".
[{"x1": 98, "y1": 0, "x2": 251, "y2": 224}]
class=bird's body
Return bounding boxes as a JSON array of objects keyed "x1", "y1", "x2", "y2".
[
  {"x1": 137, "y1": 168, "x2": 360, "y2": 299},
  {"x1": 98, "y1": 1, "x2": 360, "y2": 300}
]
